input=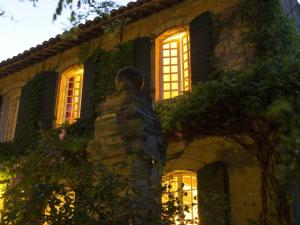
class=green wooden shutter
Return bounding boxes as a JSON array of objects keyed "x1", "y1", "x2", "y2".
[
  {"x1": 16, "y1": 75, "x2": 42, "y2": 139},
  {"x1": 197, "y1": 161, "x2": 230, "y2": 225},
  {"x1": 291, "y1": 178, "x2": 300, "y2": 225},
  {"x1": 134, "y1": 37, "x2": 152, "y2": 97},
  {"x1": 190, "y1": 11, "x2": 212, "y2": 85},
  {"x1": 80, "y1": 55, "x2": 96, "y2": 121},
  {"x1": 16, "y1": 71, "x2": 58, "y2": 139},
  {"x1": 40, "y1": 71, "x2": 59, "y2": 129}
]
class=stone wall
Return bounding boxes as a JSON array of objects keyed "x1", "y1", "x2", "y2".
[
  {"x1": 0, "y1": 1, "x2": 263, "y2": 224},
  {"x1": 165, "y1": 137, "x2": 261, "y2": 225},
  {"x1": 0, "y1": 0, "x2": 240, "y2": 94}
]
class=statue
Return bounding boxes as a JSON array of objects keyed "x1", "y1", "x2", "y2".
[{"x1": 88, "y1": 67, "x2": 165, "y2": 225}]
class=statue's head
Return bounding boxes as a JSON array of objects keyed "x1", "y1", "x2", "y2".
[{"x1": 115, "y1": 67, "x2": 144, "y2": 91}]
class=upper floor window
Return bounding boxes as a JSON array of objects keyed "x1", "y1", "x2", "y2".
[
  {"x1": 162, "y1": 170, "x2": 198, "y2": 225},
  {"x1": 4, "y1": 93, "x2": 20, "y2": 141},
  {"x1": 156, "y1": 29, "x2": 191, "y2": 101},
  {"x1": 56, "y1": 65, "x2": 84, "y2": 126}
]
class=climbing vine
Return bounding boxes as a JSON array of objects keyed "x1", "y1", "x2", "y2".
[
  {"x1": 0, "y1": 0, "x2": 299, "y2": 224},
  {"x1": 94, "y1": 41, "x2": 134, "y2": 105},
  {"x1": 156, "y1": 0, "x2": 300, "y2": 224},
  {"x1": 0, "y1": 42, "x2": 184, "y2": 225}
]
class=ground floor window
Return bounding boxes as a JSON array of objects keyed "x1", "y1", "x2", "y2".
[{"x1": 162, "y1": 170, "x2": 198, "y2": 225}]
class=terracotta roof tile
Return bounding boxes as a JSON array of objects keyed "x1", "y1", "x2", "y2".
[{"x1": 0, "y1": 0, "x2": 184, "y2": 78}]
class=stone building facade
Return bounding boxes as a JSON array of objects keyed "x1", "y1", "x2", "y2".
[{"x1": 0, "y1": 0, "x2": 299, "y2": 224}]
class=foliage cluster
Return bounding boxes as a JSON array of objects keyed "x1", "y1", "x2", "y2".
[
  {"x1": 94, "y1": 42, "x2": 134, "y2": 105},
  {"x1": 156, "y1": 0, "x2": 300, "y2": 224},
  {"x1": 0, "y1": 73, "x2": 45, "y2": 162},
  {"x1": 0, "y1": 130, "x2": 131, "y2": 225},
  {"x1": 0, "y1": 42, "x2": 184, "y2": 224},
  {"x1": 1, "y1": 0, "x2": 300, "y2": 224},
  {"x1": 0, "y1": 128, "x2": 185, "y2": 225}
]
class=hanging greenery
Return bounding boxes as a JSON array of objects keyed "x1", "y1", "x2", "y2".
[
  {"x1": 0, "y1": 42, "x2": 184, "y2": 225},
  {"x1": 94, "y1": 41, "x2": 134, "y2": 105},
  {"x1": 156, "y1": 0, "x2": 300, "y2": 224},
  {"x1": 1, "y1": 0, "x2": 300, "y2": 224}
]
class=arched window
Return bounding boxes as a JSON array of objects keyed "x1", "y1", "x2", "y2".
[
  {"x1": 0, "y1": 83, "x2": 23, "y2": 142},
  {"x1": 162, "y1": 170, "x2": 198, "y2": 225},
  {"x1": 56, "y1": 65, "x2": 84, "y2": 126},
  {"x1": 156, "y1": 28, "x2": 191, "y2": 101},
  {"x1": 5, "y1": 94, "x2": 20, "y2": 141}
]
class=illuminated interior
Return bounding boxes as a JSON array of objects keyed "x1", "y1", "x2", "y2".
[
  {"x1": 0, "y1": 170, "x2": 10, "y2": 216},
  {"x1": 43, "y1": 190, "x2": 75, "y2": 225},
  {"x1": 4, "y1": 94, "x2": 20, "y2": 141},
  {"x1": 156, "y1": 30, "x2": 191, "y2": 100},
  {"x1": 56, "y1": 65, "x2": 84, "y2": 126},
  {"x1": 162, "y1": 170, "x2": 198, "y2": 225}
]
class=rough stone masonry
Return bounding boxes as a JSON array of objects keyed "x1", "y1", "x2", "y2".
[{"x1": 88, "y1": 66, "x2": 165, "y2": 225}]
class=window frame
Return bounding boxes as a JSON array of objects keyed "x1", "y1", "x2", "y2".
[
  {"x1": 155, "y1": 27, "x2": 192, "y2": 101},
  {"x1": 55, "y1": 64, "x2": 84, "y2": 127},
  {"x1": 4, "y1": 93, "x2": 20, "y2": 142},
  {"x1": 162, "y1": 170, "x2": 198, "y2": 225}
]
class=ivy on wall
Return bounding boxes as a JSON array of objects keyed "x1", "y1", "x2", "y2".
[
  {"x1": 0, "y1": 0, "x2": 300, "y2": 224},
  {"x1": 0, "y1": 41, "x2": 135, "y2": 162},
  {"x1": 156, "y1": 0, "x2": 300, "y2": 224},
  {"x1": 0, "y1": 40, "x2": 181, "y2": 224},
  {"x1": 0, "y1": 74, "x2": 45, "y2": 162},
  {"x1": 94, "y1": 41, "x2": 134, "y2": 105}
]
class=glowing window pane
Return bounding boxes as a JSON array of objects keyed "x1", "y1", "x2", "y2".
[
  {"x1": 171, "y1": 58, "x2": 178, "y2": 65},
  {"x1": 171, "y1": 50, "x2": 177, "y2": 56},
  {"x1": 164, "y1": 75, "x2": 170, "y2": 82},
  {"x1": 56, "y1": 65, "x2": 84, "y2": 126},
  {"x1": 184, "y1": 70, "x2": 189, "y2": 78},
  {"x1": 163, "y1": 50, "x2": 170, "y2": 57},
  {"x1": 184, "y1": 62, "x2": 188, "y2": 69},
  {"x1": 163, "y1": 58, "x2": 170, "y2": 65},
  {"x1": 184, "y1": 54, "x2": 188, "y2": 61},
  {"x1": 162, "y1": 171, "x2": 198, "y2": 225},
  {"x1": 163, "y1": 92, "x2": 171, "y2": 99},
  {"x1": 158, "y1": 30, "x2": 191, "y2": 100},
  {"x1": 183, "y1": 176, "x2": 192, "y2": 189},
  {"x1": 163, "y1": 66, "x2": 170, "y2": 73},
  {"x1": 171, "y1": 74, "x2": 178, "y2": 81},
  {"x1": 170, "y1": 42, "x2": 177, "y2": 48},
  {"x1": 171, "y1": 66, "x2": 178, "y2": 73},
  {"x1": 172, "y1": 82, "x2": 178, "y2": 90},
  {"x1": 163, "y1": 43, "x2": 170, "y2": 49},
  {"x1": 172, "y1": 91, "x2": 179, "y2": 97},
  {"x1": 184, "y1": 45, "x2": 188, "y2": 52},
  {"x1": 164, "y1": 83, "x2": 171, "y2": 90},
  {"x1": 44, "y1": 190, "x2": 75, "y2": 225}
]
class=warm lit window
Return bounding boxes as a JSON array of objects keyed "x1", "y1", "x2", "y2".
[
  {"x1": 4, "y1": 94, "x2": 20, "y2": 141},
  {"x1": 156, "y1": 29, "x2": 191, "y2": 100},
  {"x1": 162, "y1": 170, "x2": 198, "y2": 225},
  {"x1": 44, "y1": 190, "x2": 75, "y2": 225},
  {"x1": 56, "y1": 65, "x2": 84, "y2": 126}
]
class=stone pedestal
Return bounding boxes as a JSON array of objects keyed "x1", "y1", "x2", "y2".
[{"x1": 88, "y1": 67, "x2": 165, "y2": 225}]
